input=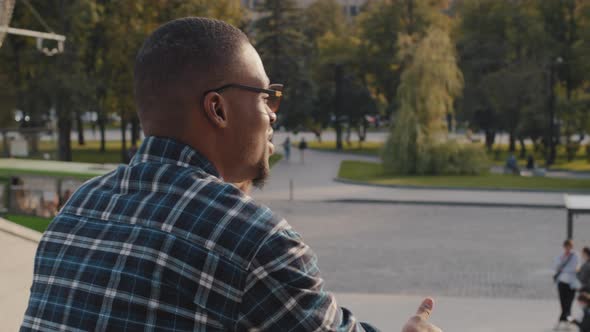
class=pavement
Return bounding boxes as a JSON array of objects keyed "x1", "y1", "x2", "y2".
[
  {"x1": 337, "y1": 293, "x2": 559, "y2": 332},
  {"x1": 0, "y1": 226, "x2": 37, "y2": 332},
  {"x1": 0, "y1": 224, "x2": 563, "y2": 332}
]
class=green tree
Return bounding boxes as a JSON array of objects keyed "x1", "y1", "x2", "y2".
[
  {"x1": 252, "y1": 0, "x2": 312, "y2": 130},
  {"x1": 537, "y1": 0, "x2": 589, "y2": 165},
  {"x1": 382, "y1": 25, "x2": 475, "y2": 174},
  {"x1": 455, "y1": 0, "x2": 513, "y2": 151},
  {"x1": 0, "y1": 0, "x2": 97, "y2": 160},
  {"x1": 357, "y1": 0, "x2": 448, "y2": 108},
  {"x1": 302, "y1": 0, "x2": 347, "y2": 141},
  {"x1": 317, "y1": 30, "x2": 361, "y2": 149}
]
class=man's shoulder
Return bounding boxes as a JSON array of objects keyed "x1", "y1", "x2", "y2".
[{"x1": 61, "y1": 162, "x2": 288, "y2": 269}]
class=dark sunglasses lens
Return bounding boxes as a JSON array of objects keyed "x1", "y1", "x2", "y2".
[{"x1": 268, "y1": 84, "x2": 283, "y2": 113}]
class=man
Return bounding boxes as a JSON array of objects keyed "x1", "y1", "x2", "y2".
[{"x1": 21, "y1": 18, "x2": 442, "y2": 331}]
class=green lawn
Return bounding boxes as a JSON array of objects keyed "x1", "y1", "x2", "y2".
[
  {"x1": 488, "y1": 143, "x2": 590, "y2": 171},
  {"x1": 309, "y1": 140, "x2": 590, "y2": 173},
  {"x1": 4, "y1": 214, "x2": 52, "y2": 233},
  {"x1": 0, "y1": 168, "x2": 100, "y2": 181},
  {"x1": 2, "y1": 140, "x2": 285, "y2": 166},
  {"x1": 269, "y1": 153, "x2": 282, "y2": 167},
  {"x1": 0, "y1": 140, "x2": 130, "y2": 164},
  {"x1": 338, "y1": 160, "x2": 590, "y2": 191}
]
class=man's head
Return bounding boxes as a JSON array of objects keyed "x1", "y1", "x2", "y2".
[
  {"x1": 134, "y1": 17, "x2": 280, "y2": 188},
  {"x1": 564, "y1": 239, "x2": 574, "y2": 252}
]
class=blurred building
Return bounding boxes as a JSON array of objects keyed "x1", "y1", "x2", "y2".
[{"x1": 241, "y1": 0, "x2": 368, "y2": 19}]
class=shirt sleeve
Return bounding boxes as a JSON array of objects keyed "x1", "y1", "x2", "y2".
[
  {"x1": 236, "y1": 227, "x2": 380, "y2": 331},
  {"x1": 564, "y1": 254, "x2": 579, "y2": 273}
]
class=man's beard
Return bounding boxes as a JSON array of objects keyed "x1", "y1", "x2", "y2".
[{"x1": 252, "y1": 156, "x2": 269, "y2": 189}]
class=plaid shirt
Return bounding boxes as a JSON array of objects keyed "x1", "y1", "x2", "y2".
[{"x1": 22, "y1": 136, "x2": 379, "y2": 331}]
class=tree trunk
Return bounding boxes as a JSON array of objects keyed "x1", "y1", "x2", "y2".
[
  {"x1": 76, "y1": 111, "x2": 85, "y2": 145},
  {"x1": 98, "y1": 109, "x2": 106, "y2": 152},
  {"x1": 131, "y1": 114, "x2": 140, "y2": 146},
  {"x1": 485, "y1": 130, "x2": 495, "y2": 151},
  {"x1": 546, "y1": 63, "x2": 557, "y2": 166},
  {"x1": 58, "y1": 109, "x2": 72, "y2": 161},
  {"x1": 313, "y1": 130, "x2": 322, "y2": 143},
  {"x1": 346, "y1": 121, "x2": 352, "y2": 146},
  {"x1": 358, "y1": 119, "x2": 367, "y2": 143},
  {"x1": 120, "y1": 110, "x2": 127, "y2": 163},
  {"x1": 335, "y1": 125, "x2": 343, "y2": 150},
  {"x1": 29, "y1": 133, "x2": 39, "y2": 154},
  {"x1": 334, "y1": 65, "x2": 344, "y2": 150},
  {"x1": 509, "y1": 132, "x2": 516, "y2": 153},
  {"x1": 519, "y1": 137, "x2": 526, "y2": 158}
]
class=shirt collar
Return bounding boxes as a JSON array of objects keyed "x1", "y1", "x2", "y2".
[{"x1": 130, "y1": 136, "x2": 221, "y2": 178}]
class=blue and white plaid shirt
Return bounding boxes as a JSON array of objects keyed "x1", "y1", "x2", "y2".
[{"x1": 22, "y1": 136, "x2": 378, "y2": 331}]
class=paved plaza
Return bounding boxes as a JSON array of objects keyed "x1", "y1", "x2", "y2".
[{"x1": 2, "y1": 147, "x2": 589, "y2": 331}]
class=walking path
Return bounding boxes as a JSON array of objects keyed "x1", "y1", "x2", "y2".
[{"x1": 253, "y1": 149, "x2": 570, "y2": 209}]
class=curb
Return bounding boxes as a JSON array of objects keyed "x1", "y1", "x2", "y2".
[
  {"x1": 322, "y1": 198, "x2": 564, "y2": 210},
  {"x1": 307, "y1": 148, "x2": 381, "y2": 159},
  {"x1": 334, "y1": 177, "x2": 590, "y2": 194},
  {"x1": 0, "y1": 217, "x2": 42, "y2": 243}
]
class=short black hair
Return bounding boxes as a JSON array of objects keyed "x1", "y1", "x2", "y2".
[{"x1": 134, "y1": 17, "x2": 248, "y2": 114}]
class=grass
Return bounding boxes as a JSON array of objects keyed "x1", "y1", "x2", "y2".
[
  {"x1": 0, "y1": 140, "x2": 130, "y2": 164},
  {"x1": 4, "y1": 214, "x2": 52, "y2": 233},
  {"x1": 3, "y1": 140, "x2": 286, "y2": 166},
  {"x1": 487, "y1": 143, "x2": 590, "y2": 171},
  {"x1": 338, "y1": 160, "x2": 590, "y2": 191},
  {"x1": 269, "y1": 153, "x2": 282, "y2": 167},
  {"x1": 0, "y1": 168, "x2": 100, "y2": 181},
  {"x1": 308, "y1": 140, "x2": 590, "y2": 172}
]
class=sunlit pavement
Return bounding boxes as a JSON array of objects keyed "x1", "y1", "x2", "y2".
[{"x1": 0, "y1": 226, "x2": 562, "y2": 331}]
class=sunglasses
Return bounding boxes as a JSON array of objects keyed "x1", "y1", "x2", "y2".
[{"x1": 203, "y1": 83, "x2": 284, "y2": 113}]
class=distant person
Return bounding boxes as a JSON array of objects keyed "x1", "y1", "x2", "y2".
[
  {"x1": 578, "y1": 247, "x2": 590, "y2": 292},
  {"x1": 554, "y1": 239, "x2": 580, "y2": 331},
  {"x1": 282, "y1": 136, "x2": 291, "y2": 161},
  {"x1": 298, "y1": 137, "x2": 308, "y2": 164},
  {"x1": 571, "y1": 292, "x2": 590, "y2": 332},
  {"x1": 526, "y1": 154, "x2": 535, "y2": 170},
  {"x1": 505, "y1": 154, "x2": 520, "y2": 175}
]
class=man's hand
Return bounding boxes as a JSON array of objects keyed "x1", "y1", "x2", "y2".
[{"x1": 402, "y1": 298, "x2": 442, "y2": 332}]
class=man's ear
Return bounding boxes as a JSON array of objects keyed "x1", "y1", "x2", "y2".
[{"x1": 203, "y1": 92, "x2": 229, "y2": 129}]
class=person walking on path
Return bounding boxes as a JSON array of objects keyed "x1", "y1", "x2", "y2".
[
  {"x1": 578, "y1": 247, "x2": 590, "y2": 292},
  {"x1": 282, "y1": 136, "x2": 291, "y2": 161},
  {"x1": 298, "y1": 137, "x2": 308, "y2": 164},
  {"x1": 20, "y1": 17, "x2": 441, "y2": 332},
  {"x1": 555, "y1": 239, "x2": 580, "y2": 330}
]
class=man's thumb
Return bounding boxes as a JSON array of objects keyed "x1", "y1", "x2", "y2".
[{"x1": 415, "y1": 297, "x2": 435, "y2": 321}]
